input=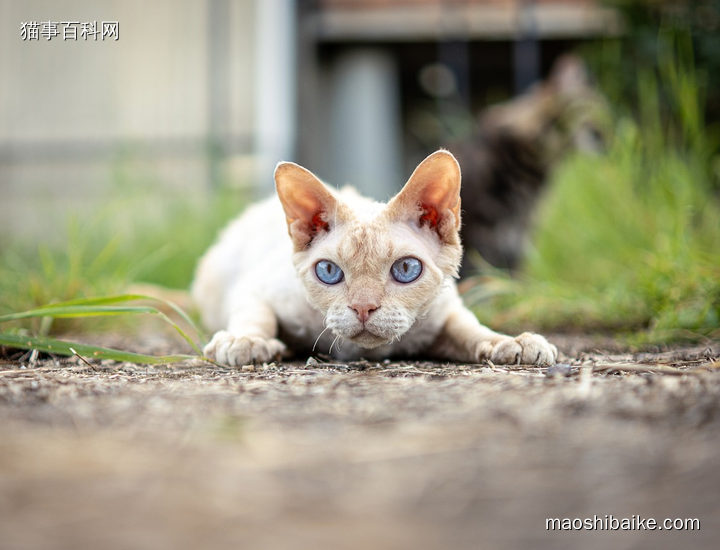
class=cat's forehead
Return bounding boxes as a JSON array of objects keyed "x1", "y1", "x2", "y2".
[
  {"x1": 336, "y1": 221, "x2": 392, "y2": 268},
  {"x1": 309, "y1": 187, "x2": 440, "y2": 271},
  {"x1": 332, "y1": 220, "x2": 437, "y2": 272},
  {"x1": 330, "y1": 189, "x2": 396, "y2": 267}
]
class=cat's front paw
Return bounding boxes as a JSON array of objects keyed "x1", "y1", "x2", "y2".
[
  {"x1": 204, "y1": 330, "x2": 286, "y2": 366},
  {"x1": 489, "y1": 332, "x2": 557, "y2": 366}
]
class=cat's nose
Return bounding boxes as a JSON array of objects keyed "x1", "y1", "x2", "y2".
[{"x1": 349, "y1": 303, "x2": 380, "y2": 323}]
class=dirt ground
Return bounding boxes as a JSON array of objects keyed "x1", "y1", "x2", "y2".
[{"x1": 1, "y1": 333, "x2": 719, "y2": 550}]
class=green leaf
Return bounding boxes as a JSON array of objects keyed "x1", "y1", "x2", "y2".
[
  {"x1": 0, "y1": 333, "x2": 196, "y2": 365},
  {"x1": 0, "y1": 294, "x2": 207, "y2": 356},
  {"x1": 0, "y1": 305, "x2": 158, "y2": 322}
]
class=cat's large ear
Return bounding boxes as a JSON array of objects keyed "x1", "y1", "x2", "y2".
[
  {"x1": 275, "y1": 161, "x2": 338, "y2": 250},
  {"x1": 386, "y1": 150, "x2": 461, "y2": 243}
]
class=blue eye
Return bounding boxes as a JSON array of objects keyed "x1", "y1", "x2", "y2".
[
  {"x1": 315, "y1": 260, "x2": 344, "y2": 285},
  {"x1": 391, "y1": 257, "x2": 422, "y2": 283}
]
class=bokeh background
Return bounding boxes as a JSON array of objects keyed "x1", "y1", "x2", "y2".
[
  {"x1": 1, "y1": 0, "x2": 620, "y2": 228},
  {"x1": 1, "y1": 0, "x2": 719, "y2": 342},
  {"x1": 2, "y1": 6, "x2": 720, "y2": 550}
]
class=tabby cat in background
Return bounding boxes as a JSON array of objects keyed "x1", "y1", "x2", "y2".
[{"x1": 455, "y1": 55, "x2": 607, "y2": 275}]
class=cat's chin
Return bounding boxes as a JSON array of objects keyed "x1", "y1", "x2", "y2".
[{"x1": 348, "y1": 329, "x2": 390, "y2": 349}]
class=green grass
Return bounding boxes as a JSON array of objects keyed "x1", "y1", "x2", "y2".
[
  {"x1": 0, "y1": 179, "x2": 248, "y2": 361},
  {"x1": 0, "y1": 185, "x2": 247, "y2": 321},
  {"x1": 0, "y1": 294, "x2": 206, "y2": 364},
  {"x1": 468, "y1": 41, "x2": 720, "y2": 343}
]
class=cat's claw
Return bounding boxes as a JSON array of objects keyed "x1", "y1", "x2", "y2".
[
  {"x1": 489, "y1": 332, "x2": 557, "y2": 366},
  {"x1": 204, "y1": 330, "x2": 286, "y2": 366}
]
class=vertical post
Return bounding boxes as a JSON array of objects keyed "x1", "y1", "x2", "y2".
[
  {"x1": 438, "y1": 39, "x2": 471, "y2": 111},
  {"x1": 207, "y1": 0, "x2": 230, "y2": 189},
  {"x1": 328, "y1": 48, "x2": 402, "y2": 199},
  {"x1": 254, "y1": 0, "x2": 297, "y2": 194},
  {"x1": 514, "y1": 0, "x2": 540, "y2": 93}
]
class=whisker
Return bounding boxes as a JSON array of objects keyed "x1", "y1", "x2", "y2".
[
  {"x1": 329, "y1": 334, "x2": 341, "y2": 355},
  {"x1": 312, "y1": 325, "x2": 330, "y2": 352}
]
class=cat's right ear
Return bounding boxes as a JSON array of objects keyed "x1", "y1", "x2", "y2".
[
  {"x1": 275, "y1": 162, "x2": 338, "y2": 250},
  {"x1": 386, "y1": 150, "x2": 461, "y2": 244}
]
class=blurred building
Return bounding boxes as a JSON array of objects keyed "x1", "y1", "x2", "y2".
[
  {"x1": 0, "y1": 0, "x2": 264, "y2": 242},
  {"x1": 0, "y1": 0, "x2": 619, "y2": 241},
  {"x1": 297, "y1": 0, "x2": 620, "y2": 198}
]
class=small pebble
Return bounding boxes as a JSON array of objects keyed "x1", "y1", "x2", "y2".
[
  {"x1": 546, "y1": 363, "x2": 573, "y2": 377},
  {"x1": 241, "y1": 364, "x2": 255, "y2": 372}
]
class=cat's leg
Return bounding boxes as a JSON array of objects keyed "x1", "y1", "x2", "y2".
[
  {"x1": 203, "y1": 298, "x2": 286, "y2": 366},
  {"x1": 432, "y1": 304, "x2": 557, "y2": 365}
]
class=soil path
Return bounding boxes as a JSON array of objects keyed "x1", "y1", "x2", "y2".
[{"x1": 1, "y1": 335, "x2": 719, "y2": 550}]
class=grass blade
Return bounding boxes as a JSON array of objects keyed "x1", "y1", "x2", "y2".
[
  {"x1": 34, "y1": 294, "x2": 206, "y2": 342},
  {"x1": 0, "y1": 305, "x2": 158, "y2": 322},
  {"x1": 0, "y1": 294, "x2": 207, "y2": 356},
  {"x1": 0, "y1": 333, "x2": 196, "y2": 365}
]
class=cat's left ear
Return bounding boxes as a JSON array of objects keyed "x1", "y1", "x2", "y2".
[
  {"x1": 387, "y1": 150, "x2": 461, "y2": 243},
  {"x1": 275, "y1": 161, "x2": 338, "y2": 250}
]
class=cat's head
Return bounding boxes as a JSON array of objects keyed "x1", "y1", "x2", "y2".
[
  {"x1": 482, "y1": 54, "x2": 609, "y2": 161},
  {"x1": 275, "y1": 150, "x2": 462, "y2": 349}
]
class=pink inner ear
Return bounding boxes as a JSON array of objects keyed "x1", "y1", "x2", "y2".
[
  {"x1": 311, "y1": 212, "x2": 329, "y2": 233},
  {"x1": 419, "y1": 202, "x2": 440, "y2": 228}
]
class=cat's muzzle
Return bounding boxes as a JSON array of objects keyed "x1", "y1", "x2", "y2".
[{"x1": 348, "y1": 328, "x2": 390, "y2": 348}]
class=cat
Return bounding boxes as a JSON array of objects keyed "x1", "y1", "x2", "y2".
[
  {"x1": 191, "y1": 150, "x2": 557, "y2": 366},
  {"x1": 454, "y1": 55, "x2": 606, "y2": 274}
]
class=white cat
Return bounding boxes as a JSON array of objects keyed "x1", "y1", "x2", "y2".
[{"x1": 191, "y1": 150, "x2": 557, "y2": 366}]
